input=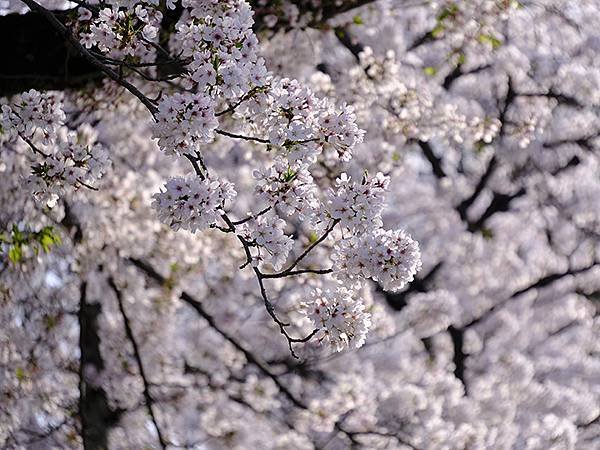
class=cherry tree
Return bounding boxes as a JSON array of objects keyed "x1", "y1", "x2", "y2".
[{"x1": 1, "y1": 1, "x2": 599, "y2": 449}]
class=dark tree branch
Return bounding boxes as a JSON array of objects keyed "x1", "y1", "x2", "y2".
[
  {"x1": 313, "y1": 0, "x2": 377, "y2": 23},
  {"x1": 497, "y1": 76, "x2": 516, "y2": 137},
  {"x1": 0, "y1": 11, "x2": 103, "y2": 96},
  {"x1": 183, "y1": 362, "x2": 326, "y2": 450},
  {"x1": 551, "y1": 155, "x2": 581, "y2": 176},
  {"x1": 448, "y1": 325, "x2": 467, "y2": 394},
  {"x1": 443, "y1": 64, "x2": 491, "y2": 90},
  {"x1": 334, "y1": 27, "x2": 365, "y2": 62},
  {"x1": 156, "y1": 1, "x2": 185, "y2": 78},
  {"x1": 578, "y1": 413, "x2": 600, "y2": 429},
  {"x1": 467, "y1": 187, "x2": 526, "y2": 232},
  {"x1": 252, "y1": 0, "x2": 377, "y2": 31},
  {"x1": 127, "y1": 258, "x2": 305, "y2": 407},
  {"x1": 455, "y1": 77, "x2": 515, "y2": 224},
  {"x1": 418, "y1": 141, "x2": 446, "y2": 179},
  {"x1": 384, "y1": 262, "x2": 443, "y2": 311},
  {"x1": 78, "y1": 281, "x2": 122, "y2": 449},
  {"x1": 407, "y1": 31, "x2": 435, "y2": 51},
  {"x1": 215, "y1": 128, "x2": 270, "y2": 144},
  {"x1": 544, "y1": 131, "x2": 600, "y2": 152},
  {"x1": 464, "y1": 261, "x2": 599, "y2": 330},
  {"x1": 18, "y1": 0, "x2": 159, "y2": 115},
  {"x1": 108, "y1": 277, "x2": 168, "y2": 450},
  {"x1": 517, "y1": 89, "x2": 582, "y2": 108},
  {"x1": 442, "y1": 63, "x2": 464, "y2": 90},
  {"x1": 455, "y1": 155, "x2": 498, "y2": 223},
  {"x1": 385, "y1": 260, "x2": 598, "y2": 393},
  {"x1": 1, "y1": 0, "x2": 378, "y2": 96}
]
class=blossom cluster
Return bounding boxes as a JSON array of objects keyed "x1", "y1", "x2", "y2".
[
  {"x1": 152, "y1": 175, "x2": 236, "y2": 232},
  {"x1": 77, "y1": 4, "x2": 162, "y2": 59},
  {"x1": 350, "y1": 50, "x2": 481, "y2": 145},
  {"x1": 151, "y1": 92, "x2": 218, "y2": 156},
  {"x1": 175, "y1": 0, "x2": 268, "y2": 97},
  {"x1": 144, "y1": 1, "x2": 392, "y2": 354},
  {"x1": 4, "y1": 0, "x2": 600, "y2": 448},
  {"x1": 150, "y1": 0, "x2": 268, "y2": 155},
  {"x1": 4, "y1": 2, "x2": 421, "y2": 357},
  {"x1": 6, "y1": 0, "x2": 416, "y2": 356},
  {"x1": 399, "y1": 290, "x2": 459, "y2": 338},
  {"x1": 505, "y1": 96, "x2": 554, "y2": 149},
  {"x1": 242, "y1": 214, "x2": 293, "y2": 270},
  {"x1": 327, "y1": 172, "x2": 389, "y2": 232},
  {"x1": 248, "y1": 78, "x2": 364, "y2": 164},
  {"x1": 253, "y1": 157, "x2": 319, "y2": 219},
  {"x1": 1, "y1": 89, "x2": 65, "y2": 141},
  {"x1": 332, "y1": 228, "x2": 422, "y2": 292},
  {"x1": 302, "y1": 287, "x2": 372, "y2": 352},
  {"x1": 470, "y1": 116, "x2": 501, "y2": 144},
  {"x1": 1, "y1": 92, "x2": 110, "y2": 206},
  {"x1": 25, "y1": 128, "x2": 110, "y2": 206}
]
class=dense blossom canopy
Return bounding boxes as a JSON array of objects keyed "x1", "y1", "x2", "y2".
[{"x1": 1, "y1": 0, "x2": 600, "y2": 449}]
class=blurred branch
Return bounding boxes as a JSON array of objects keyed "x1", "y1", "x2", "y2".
[
  {"x1": 129, "y1": 257, "x2": 368, "y2": 447},
  {"x1": 108, "y1": 277, "x2": 167, "y2": 450},
  {"x1": 418, "y1": 141, "x2": 446, "y2": 179},
  {"x1": 78, "y1": 281, "x2": 123, "y2": 449}
]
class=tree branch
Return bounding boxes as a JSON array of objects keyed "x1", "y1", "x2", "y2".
[
  {"x1": 465, "y1": 261, "x2": 599, "y2": 329},
  {"x1": 1, "y1": 1, "x2": 378, "y2": 95},
  {"x1": 418, "y1": 141, "x2": 446, "y2": 179},
  {"x1": 78, "y1": 281, "x2": 122, "y2": 449},
  {"x1": 467, "y1": 187, "x2": 526, "y2": 232},
  {"x1": 127, "y1": 257, "x2": 308, "y2": 408},
  {"x1": 455, "y1": 155, "x2": 498, "y2": 223},
  {"x1": 448, "y1": 325, "x2": 467, "y2": 394},
  {"x1": 15, "y1": 0, "x2": 158, "y2": 116},
  {"x1": 107, "y1": 277, "x2": 167, "y2": 450}
]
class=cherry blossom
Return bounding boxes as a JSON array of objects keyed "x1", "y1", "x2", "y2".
[
  {"x1": 152, "y1": 175, "x2": 236, "y2": 232},
  {"x1": 2, "y1": 0, "x2": 600, "y2": 449}
]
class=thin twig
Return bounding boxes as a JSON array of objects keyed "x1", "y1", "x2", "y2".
[
  {"x1": 262, "y1": 220, "x2": 339, "y2": 278},
  {"x1": 19, "y1": 133, "x2": 50, "y2": 157},
  {"x1": 262, "y1": 268, "x2": 333, "y2": 278},
  {"x1": 215, "y1": 128, "x2": 270, "y2": 144}
]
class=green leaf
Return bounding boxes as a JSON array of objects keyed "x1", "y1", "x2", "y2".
[
  {"x1": 44, "y1": 314, "x2": 58, "y2": 330},
  {"x1": 352, "y1": 15, "x2": 364, "y2": 25},
  {"x1": 431, "y1": 24, "x2": 445, "y2": 38},
  {"x1": 11, "y1": 224, "x2": 24, "y2": 243},
  {"x1": 15, "y1": 367, "x2": 26, "y2": 382},
  {"x1": 437, "y1": 4, "x2": 459, "y2": 22},
  {"x1": 8, "y1": 245, "x2": 22, "y2": 264},
  {"x1": 283, "y1": 166, "x2": 297, "y2": 182},
  {"x1": 481, "y1": 228, "x2": 494, "y2": 240},
  {"x1": 423, "y1": 66, "x2": 437, "y2": 76},
  {"x1": 37, "y1": 227, "x2": 61, "y2": 253},
  {"x1": 475, "y1": 141, "x2": 486, "y2": 153},
  {"x1": 478, "y1": 34, "x2": 502, "y2": 49}
]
